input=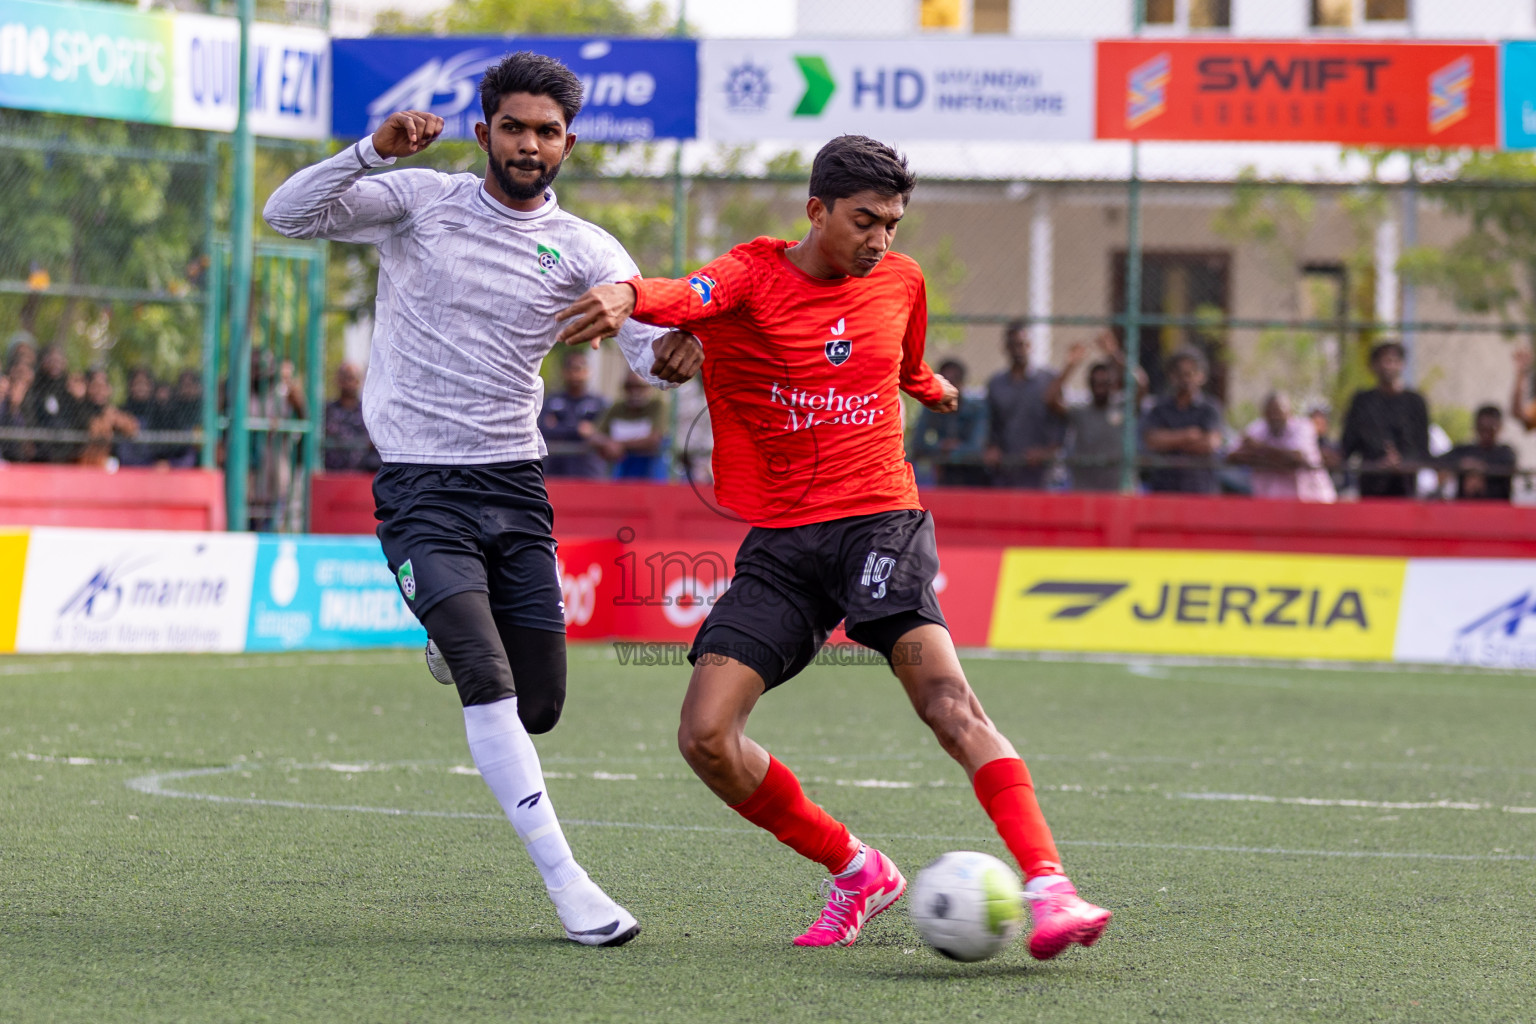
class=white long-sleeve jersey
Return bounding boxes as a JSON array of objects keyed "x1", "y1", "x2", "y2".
[{"x1": 263, "y1": 135, "x2": 671, "y2": 466}]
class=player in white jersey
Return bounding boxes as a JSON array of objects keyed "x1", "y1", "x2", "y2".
[{"x1": 264, "y1": 52, "x2": 702, "y2": 947}]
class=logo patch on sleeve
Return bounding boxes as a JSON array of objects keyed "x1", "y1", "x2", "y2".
[
  {"x1": 536, "y1": 244, "x2": 562, "y2": 274},
  {"x1": 687, "y1": 274, "x2": 716, "y2": 305}
]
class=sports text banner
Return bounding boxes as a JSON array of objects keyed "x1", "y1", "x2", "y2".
[
  {"x1": 14, "y1": 527, "x2": 256, "y2": 653},
  {"x1": 700, "y1": 39, "x2": 1094, "y2": 142},
  {"x1": 247, "y1": 535, "x2": 422, "y2": 651},
  {"x1": 0, "y1": 0, "x2": 175, "y2": 124},
  {"x1": 329, "y1": 37, "x2": 697, "y2": 142},
  {"x1": 1096, "y1": 40, "x2": 1497, "y2": 147},
  {"x1": 989, "y1": 548, "x2": 1406, "y2": 661}
]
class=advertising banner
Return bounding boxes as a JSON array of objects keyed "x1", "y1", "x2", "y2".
[
  {"x1": 171, "y1": 15, "x2": 330, "y2": 139},
  {"x1": 14, "y1": 528, "x2": 256, "y2": 653},
  {"x1": 700, "y1": 38, "x2": 1094, "y2": 142},
  {"x1": 0, "y1": 0, "x2": 175, "y2": 124},
  {"x1": 1502, "y1": 42, "x2": 1536, "y2": 149},
  {"x1": 988, "y1": 548, "x2": 1406, "y2": 660},
  {"x1": 1096, "y1": 39, "x2": 1498, "y2": 146},
  {"x1": 330, "y1": 36, "x2": 697, "y2": 141},
  {"x1": 0, "y1": 528, "x2": 27, "y2": 653},
  {"x1": 247, "y1": 535, "x2": 423, "y2": 651},
  {"x1": 1394, "y1": 558, "x2": 1536, "y2": 668}
]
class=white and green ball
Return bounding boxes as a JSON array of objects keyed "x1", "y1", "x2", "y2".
[{"x1": 908, "y1": 851, "x2": 1025, "y2": 962}]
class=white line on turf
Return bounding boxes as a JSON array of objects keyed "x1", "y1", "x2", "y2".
[
  {"x1": 1175, "y1": 791, "x2": 1536, "y2": 814},
  {"x1": 122, "y1": 764, "x2": 1536, "y2": 863}
]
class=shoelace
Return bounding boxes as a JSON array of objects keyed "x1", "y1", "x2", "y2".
[{"x1": 806, "y1": 879, "x2": 859, "y2": 934}]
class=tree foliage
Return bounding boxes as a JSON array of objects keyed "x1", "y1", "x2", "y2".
[{"x1": 373, "y1": 0, "x2": 670, "y2": 37}]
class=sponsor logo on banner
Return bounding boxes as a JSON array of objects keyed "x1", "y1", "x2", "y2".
[
  {"x1": 989, "y1": 548, "x2": 1405, "y2": 660},
  {"x1": 0, "y1": 0, "x2": 174, "y2": 124},
  {"x1": 1096, "y1": 40, "x2": 1497, "y2": 146},
  {"x1": 1500, "y1": 42, "x2": 1536, "y2": 149},
  {"x1": 701, "y1": 39, "x2": 1094, "y2": 142},
  {"x1": 247, "y1": 536, "x2": 422, "y2": 651},
  {"x1": 170, "y1": 15, "x2": 329, "y2": 139},
  {"x1": 330, "y1": 37, "x2": 697, "y2": 141},
  {"x1": 1394, "y1": 559, "x2": 1536, "y2": 668},
  {"x1": 15, "y1": 528, "x2": 255, "y2": 653},
  {"x1": 0, "y1": 529, "x2": 28, "y2": 653}
]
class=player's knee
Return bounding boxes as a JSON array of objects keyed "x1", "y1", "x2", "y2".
[
  {"x1": 915, "y1": 678, "x2": 981, "y2": 746},
  {"x1": 678, "y1": 717, "x2": 734, "y2": 776},
  {"x1": 517, "y1": 690, "x2": 564, "y2": 734}
]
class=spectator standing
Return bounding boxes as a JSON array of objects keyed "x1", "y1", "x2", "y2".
[
  {"x1": 323, "y1": 362, "x2": 380, "y2": 472},
  {"x1": 985, "y1": 322, "x2": 1064, "y2": 488},
  {"x1": 1047, "y1": 331, "x2": 1146, "y2": 493},
  {"x1": 249, "y1": 349, "x2": 308, "y2": 529},
  {"x1": 1229, "y1": 392, "x2": 1336, "y2": 503},
  {"x1": 594, "y1": 370, "x2": 667, "y2": 480},
  {"x1": 912, "y1": 358, "x2": 988, "y2": 486},
  {"x1": 539, "y1": 350, "x2": 608, "y2": 479},
  {"x1": 1341, "y1": 340, "x2": 1430, "y2": 499},
  {"x1": 117, "y1": 366, "x2": 161, "y2": 467},
  {"x1": 1442, "y1": 405, "x2": 1517, "y2": 502},
  {"x1": 0, "y1": 359, "x2": 32, "y2": 462},
  {"x1": 77, "y1": 367, "x2": 139, "y2": 467},
  {"x1": 1142, "y1": 348, "x2": 1224, "y2": 494},
  {"x1": 23, "y1": 344, "x2": 78, "y2": 463},
  {"x1": 1308, "y1": 404, "x2": 1344, "y2": 473},
  {"x1": 157, "y1": 370, "x2": 203, "y2": 468}
]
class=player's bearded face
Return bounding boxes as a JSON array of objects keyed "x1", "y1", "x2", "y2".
[
  {"x1": 490, "y1": 148, "x2": 563, "y2": 201},
  {"x1": 478, "y1": 92, "x2": 574, "y2": 203}
]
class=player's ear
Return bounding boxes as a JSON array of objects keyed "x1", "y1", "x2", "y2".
[
  {"x1": 562, "y1": 130, "x2": 577, "y2": 159},
  {"x1": 474, "y1": 121, "x2": 490, "y2": 153},
  {"x1": 806, "y1": 196, "x2": 827, "y2": 230}
]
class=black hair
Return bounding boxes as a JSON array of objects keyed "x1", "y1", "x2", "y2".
[
  {"x1": 808, "y1": 135, "x2": 916, "y2": 210},
  {"x1": 480, "y1": 51, "x2": 584, "y2": 126},
  {"x1": 1475, "y1": 403, "x2": 1503, "y2": 421},
  {"x1": 1003, "y1": 321, "x2": 1027, "y2": 342},
  {"x1": 1369, "y1": 339, "x2": 1406, "y2": 363},
  {"x1": 1166, "y1": 347, "x2": 1208, "y2": 375},
  {"x1": 1088, "y1": 360, "x2": 1116, "y2": 380},
  {"x1": 938, "y1": 358, "x2": 966, "y2": 381}
]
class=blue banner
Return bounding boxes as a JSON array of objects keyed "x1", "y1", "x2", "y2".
[
  {"x1": 330, "y1": 37, "x2": 697, "y2": 141},
  {"x1": 1503, "y1": 42, "x2": 1536, "y2": 149},
  {"x1": 247, "y1": 535, "x2": 423, "y2": 652}
]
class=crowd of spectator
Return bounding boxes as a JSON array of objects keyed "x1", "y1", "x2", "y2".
[
  {"x1": 8, "y1": 324, "x2": 1529, "y2": 505},
  {"x1": 908, "y1": 325, "x2": 1529, "y2": 503},
  {"x1": 0, "y1": 333, "x2": 202, "y2": 468}
]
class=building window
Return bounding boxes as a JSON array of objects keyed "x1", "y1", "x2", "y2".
[
  {"x1": 1311, "y1": 0, "x2": 1408, "y2": 26},
  {"x1": 1143, "y1": 0, "x2": 1230, "y2": 30}
]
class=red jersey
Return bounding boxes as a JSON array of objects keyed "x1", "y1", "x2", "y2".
[{"x1": 628, "y1": 236, "x2": 945, "y2": 528}]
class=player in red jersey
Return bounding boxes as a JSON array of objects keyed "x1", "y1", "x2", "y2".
[{"x1": 557, "y1": 136, "x2": 1110, "y2": 956}]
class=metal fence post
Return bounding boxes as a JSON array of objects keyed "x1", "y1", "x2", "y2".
[
  {"x1": 303, "y1": 248, "x2": 327, "y2": 531},
  {"x1": 225, "y1": 0, "x2": 256, "y2": 531},
  {"x1": 1120, "y1": 145, "x2": 1143, "y2": 495}
]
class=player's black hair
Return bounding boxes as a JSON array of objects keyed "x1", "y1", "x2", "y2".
[
  {"x1": 480, "y1": 51, "x2": 584, "y2": 126},
  {"x1": 808, "y1": 135, "x2": 916, "y2": 210},
  {"x1": 1369, "y1": 339, "x2": 1406, "y2": 363},
  {"x1": 1475, "y1": 403, "x2": 1503, "y2": 422}
]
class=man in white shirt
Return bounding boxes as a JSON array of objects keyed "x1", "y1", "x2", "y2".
[{"x1": 264, "y1": 51, "x2": 702, "y2": 947}]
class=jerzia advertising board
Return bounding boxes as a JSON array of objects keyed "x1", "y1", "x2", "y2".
[{"x1": 1096, "y1": 39, "x2": 1497, "y2": 146}]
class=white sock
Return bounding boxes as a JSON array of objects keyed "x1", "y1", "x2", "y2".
[
  {"x1": 835, "y1": 844, "x2": 867, "y2": 878},
  {"x1": 463, "y1": 697, "x2": 585, "y2": 892},
  {"x1": 1025, "y1": 873, "x2": 1071, "y2": 894}
]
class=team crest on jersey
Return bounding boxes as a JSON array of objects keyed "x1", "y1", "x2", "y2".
[
  {"x1": 825, "y1": 317, "x2": 851, "y2": 366},
  {"x1": 397, "y1": 559, "x2": 417, "y2": 601},
  {"x1": 688, "y1": 274, "x2": 716, "y2": 305},
  {"x1": 536, "y1": 243, "x2": 562, "y2": 275}
]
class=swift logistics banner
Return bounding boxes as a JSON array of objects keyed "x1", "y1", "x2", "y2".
[
  {"x1": 700, "y1": 38, "x2": 1094, "y2": 142},
  {"x1": 330, "y1": 37, "x2": 697, "y2": 141},
  {"x1": 1096, "y1": 39, "x2": 1498, "y2": 146}
]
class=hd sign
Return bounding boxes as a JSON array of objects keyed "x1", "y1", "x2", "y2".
[
  {"x1": 700, "y1": 39, "x2": 1094, "y2": 142},
  {"x1": 1096, "y1": 39, "x2": 1498, "y2": 147}
]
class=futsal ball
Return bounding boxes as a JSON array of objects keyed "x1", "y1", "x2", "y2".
[{"x1": 908, "y1": 851, "x2": 1025, "y2": 962}]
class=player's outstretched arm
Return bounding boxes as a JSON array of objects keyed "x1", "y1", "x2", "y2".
[{"x1": 263, "y1": 110, "x2": 446, "y2": 244}]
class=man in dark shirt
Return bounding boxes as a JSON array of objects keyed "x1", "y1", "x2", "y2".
[
  {"x1": 322, "y1": 361, "x2": 381, "y2": 472},
  {"x1": 985, "y1": 322, "x2": 1064, "y2": 488},
  {"x1": 540, "y1": 349, "x2": 608, "y2": 479},
  {"x1": 1341, "y1": 340, "x2": 1430, "y2": 499},
  {"x1": 1443, "y1": 404, "x2": 1517, "y2": 502},
  {"x1": 1142, "y1": 348, "x2": 1224, "y2": 494},
  {"x1": 911, "y1": 358, "x2": 988, "y2": 486}
]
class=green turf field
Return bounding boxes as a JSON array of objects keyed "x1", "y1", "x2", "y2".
[{"x1": 3, "y1": 646, "x2": 1534, "y2": 1023}]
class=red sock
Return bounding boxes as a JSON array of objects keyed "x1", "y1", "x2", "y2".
[
  {"x1": 730, "y1": 756, "x2": 860, "y2": 874},
  {"x1": 973, "y1": 757, "x2": 1064, "y2": 880}
]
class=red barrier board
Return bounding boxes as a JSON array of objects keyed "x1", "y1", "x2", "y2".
[
  {"x1": 1096, "y1": 39, "x2": 1497, "y2": 146},
  {"x1": 0, "y1": 465, "x2": 226, "y2": 531}
]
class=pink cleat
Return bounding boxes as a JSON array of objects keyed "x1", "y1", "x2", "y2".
[
  {"x1": 1026, "y1": 881, "x2": 1112, "y2": 960},
  {"x1": 792, "y1": 847, "x2": 907, "y2": 947}
]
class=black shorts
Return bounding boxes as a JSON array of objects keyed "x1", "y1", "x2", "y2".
[
  {"x1": 373, "y1": 461, "x2": 566, "y2": 632},
  {"x1": 689, "y1": 509, "x2": 947, "y2": 690}
]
